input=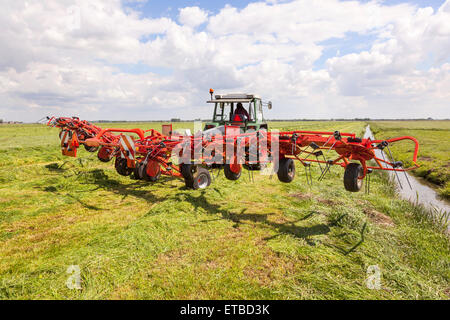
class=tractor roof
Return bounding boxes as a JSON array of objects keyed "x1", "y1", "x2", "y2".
[{"x1": 207, "y1": 93, "x2": 261, "y2": 103}]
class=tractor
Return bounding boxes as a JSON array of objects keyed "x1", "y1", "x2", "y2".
[{"x1": 203, "y1": 90, "x2": 272, "y2": 133}]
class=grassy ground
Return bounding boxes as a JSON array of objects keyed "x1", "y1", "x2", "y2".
[
  {"x1": 370, "y1": 121, "x2": 450, "y2": 199},
  {"x1": 0, "y1": 121, "x2": 449, "y2": 299}
]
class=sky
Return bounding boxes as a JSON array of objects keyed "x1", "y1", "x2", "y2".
[{"x1": 0, "y1": 0, "x2": 449, "y2": 122}]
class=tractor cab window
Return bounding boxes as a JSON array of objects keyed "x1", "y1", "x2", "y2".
[
  {"x1": 214, "y1": 103, "x2": 233, "y2": 122},
  {"x1": 214, "y1": 102, "x2": 253, "y2": 122},
  {"x1": 255, "y1": 100, "x2": 263, "y2": 122},
  {"x1": 232, "y1": 102, "x2": 252, "y2": 122}
]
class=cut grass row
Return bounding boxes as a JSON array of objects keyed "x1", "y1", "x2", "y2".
[{"x1": 0, "y1": 121, "x2": 448, "y2": 299}]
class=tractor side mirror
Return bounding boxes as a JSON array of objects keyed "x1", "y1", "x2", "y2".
[{"x1": 268, "y1": 101, "x2": 272, "y2": 110}]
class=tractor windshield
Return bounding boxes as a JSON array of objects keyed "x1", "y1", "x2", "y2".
[{"x1": 214, "y1": 102, "x2": 253, "y2": 122}]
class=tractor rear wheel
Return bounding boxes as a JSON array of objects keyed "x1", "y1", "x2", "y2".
[
  {"x1": 344, "y1": 163, "x2": 363, "y2": 192},
  {"x1": 277, "y1": 158, "x2": 295, "y2": 183},
  {"x1": 224, "y1": 163, "x2": 241, "y2": 180},
  {"x1": 84, "y1": 144, "x2": 99, "y2": 153},
  {"x1": 192, "y1": 168, "x2": 212, "y2": 190},
  {"x1": 115, "y1": 158, "x2": 133, "y2": 176},
  {"x1": 97, "y1": 146, "x2": 114, "y2": 162}
]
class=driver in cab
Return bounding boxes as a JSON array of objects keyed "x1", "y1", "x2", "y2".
[{"x1": 232, "y1": 102, "x2": 250, "y2": 122}]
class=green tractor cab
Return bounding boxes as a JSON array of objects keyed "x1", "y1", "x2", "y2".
[{"x1": 203, "y1": 93, "x2": 271, "y2": 133}]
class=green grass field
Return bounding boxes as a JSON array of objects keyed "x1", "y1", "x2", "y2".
[
  {"x1": 370, "y1": 121, "x2": 450, "y2": 199},
  {"x1": 0, "y1": 121, "x2": 449, "y2": 299}
]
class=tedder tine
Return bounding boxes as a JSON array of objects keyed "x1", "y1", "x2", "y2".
[
  {"x1": 403, "y1": 169, "x2": 412, "y2": 189},
  {"x1": 386, "y1": 145, "x2": 403, "y2": 190},
  {"x1": 365, "y1": 169, "x2": 373, "y2": 195},
  {"x1": 318, "y1": 160, "x2": 333, "y2": 181},
  {"x1": 304, "y1": 162, "x2": 312, "y2": 186}
]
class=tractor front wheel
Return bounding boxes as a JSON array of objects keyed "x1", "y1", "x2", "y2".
[
  {"x1": 224, "y1": 163, "x2": 241, "y2": 180},
  {"x1": 343, "y1": 163, "x2": 364, "y2": 192},
  {"x1": 277, "y1": 158, "x2": 295, "y2": 183}
]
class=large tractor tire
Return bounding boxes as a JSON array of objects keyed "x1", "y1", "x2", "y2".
[
  {"x1": 343, "y1": 163, "x2": 364, "y2": 192},
  {"x1": 224, "y1": 163, "x2": 241, "y2": 181},
  {"x1": 277, "y1": 158, "x2": 295, "y2": 183},
  {"x1": 115, "y1": 158, "x2": 133, "y2": 176}
]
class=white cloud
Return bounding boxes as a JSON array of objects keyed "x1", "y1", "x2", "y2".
[
  {"x1": 0, "y1": 0, "x2": 449, "y2": 122},
  {"x1": 178, "y1": 6, "x2": 208, "y2": 28}
]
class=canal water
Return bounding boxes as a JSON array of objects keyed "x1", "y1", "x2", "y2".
[{"x1": 364, "y1": 126, "x2": 450, "y2": 220}]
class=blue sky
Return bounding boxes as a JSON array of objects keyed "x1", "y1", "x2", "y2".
[
  {"x1": 126, "y1": 0, "x2": 256, "y2": 18},
  {"x1": 127, "y1": 0, "x2": 447, "y2": 17},
  {"x1": 126, "y1": 0, "x2": 447, "y2": 20}
]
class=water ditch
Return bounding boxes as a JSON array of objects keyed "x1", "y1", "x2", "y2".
[{"x1": 364, "y1": 125, "x2": 449, "y2": 227}]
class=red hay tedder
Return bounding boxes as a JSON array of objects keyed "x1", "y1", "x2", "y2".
[{"x1": 47, "y1": 91, "x2": 419, "y2": 192}]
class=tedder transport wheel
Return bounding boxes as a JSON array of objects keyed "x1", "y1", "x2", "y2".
[
  {"x1": 84, "y1": 144, "x2": 99, "y2": 153},
  {"x1": 144, "y1": 160, "x2": 161, "y2": 182},
  {"x1": 97, "y1": 146, "x2": 114, "y2": 162},
  {"x1": 180, "y1": 164, "x2": 211, "y2": 189},
  {"x1": 192, "y1": 167, "x2": 212, "y2": 190},
  {"x1": 134, "y1": 161, "x2": 145, "y2": 180},
  {"x1": 181, "y1": 163, "x2": 196, "y2": 188},
  {"x1": 115, "y1": 158, "x2": 133, "y2": 176},
  {"x1": 277, "y1": 158, "x2": 295, "y2": 183},
  {"x1": 224, "y1": 163, "x2": 241, "y2": 180},
  {"x1": 343, "y1": 163, "x2": 363, "y2": 192}
]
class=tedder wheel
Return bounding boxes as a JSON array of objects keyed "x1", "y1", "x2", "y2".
[
  {"x1": 224, "y1": 163, "x2": 241, "y2": 181},
  {"x1": 115, "y1": 158, "x2": 133, "y2": 176},
  {"x1": 180, "y1": 163, "x2": 196, "y2": 188},
  {"x1": 97, "y1": 146, "x2": 114, "y2": 162},
  {"x1": 192, "y1": 167, "x2": 212, "y2": 190},
  {"x1": 277, "y1": 158, "x2": 296, "y2": 183},
  {"x1": 134, "y1": 161, "x2": 145, "y2": 180},
  {"x1": 180, "y1": 164, "x2": 211, "y2": 189},
  {"x1": 144, "y1": 160, "x2": 161, "y2": 182},
  {"x1": 84, "y1": 144, "x2": 99, "y2": 153},
  {"x1": 343, "y1": 163, "x2": 364, "y2": 192}
]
